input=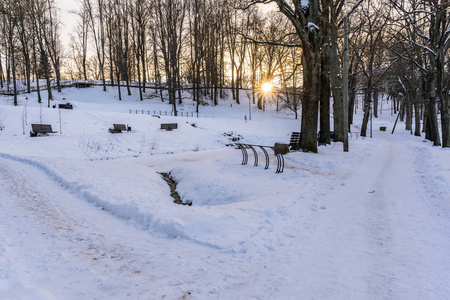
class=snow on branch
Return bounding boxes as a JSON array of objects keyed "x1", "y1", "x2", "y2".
[
  {"x1": 281, "y1": 0, "x2": 296, "y2": 18},
  {"x1": 301, "y1": 0, "x2": 309, "y2": 9},
  {"x1": 444, "y1": 27, "x2": 450, "y2": 46},
  {"x1": 396, "y1": 76, "x2": 407, "y2": 93},
  {"x1": 389, "y1": 45, "x2": 429, "y2": 74},
  {"x1": 405, "y1": 38, "x2": 436, "y2": 55},
  {"x1": 307, "y1": 22, "x2": 319, "y2": 32}
]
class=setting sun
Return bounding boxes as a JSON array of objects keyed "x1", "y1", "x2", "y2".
[{"x1": 262, "y1": 82, "x2": 273, "y2": 93}]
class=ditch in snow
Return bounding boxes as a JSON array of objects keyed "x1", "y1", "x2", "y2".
[{"x1": 158, "y1": 172, "x2": 192, "y2": 206}]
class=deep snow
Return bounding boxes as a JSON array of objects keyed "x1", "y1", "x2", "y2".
[{"x1": 0, "y1": 86, "x2": 449, "y2": 299}]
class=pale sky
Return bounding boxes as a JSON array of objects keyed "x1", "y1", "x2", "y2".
[
  {"x1": 56, "y1": 0, "x2": 80, "y2": 48},
  {"x1": 55, "y1": 0, "x2": 278, "y2": 50}
]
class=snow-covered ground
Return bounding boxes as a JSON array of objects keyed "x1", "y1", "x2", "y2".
[{"x1": 0, "y1": 87, "x2": 449, "y2": 299}]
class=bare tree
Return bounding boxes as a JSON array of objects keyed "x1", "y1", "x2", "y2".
[
  {"x1": 70, "y1": 5, "x2": 89, "y2": 80},
  {"x1": 83, "y1": 0, "x2": 108, "y2": 91},
  {"x1": 264, "y1": 0, "x2": 329, "y2": 152},
  {"x1": 390, "y1": 0, "x2": 449, "y2": 147},
  {"x1": 354, "y1": 1, "x2": 392, "y2": 137},
  {"x1": 17, "y1": 1, "x2": 32, "y2": 93},
  {"x1": 3, "y1": 1, "x2": 19, "y2": 105},
  {"x1": 155, "y1": 0, "x2": 187, "y2": 115},
  {"x1": 42, "y1": 0, "x2": 63, "y2": 93}
]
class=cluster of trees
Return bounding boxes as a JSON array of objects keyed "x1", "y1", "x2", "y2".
[
  {"x1": 1, "y1": 0, "x2": 449, "y2": 151},
  {"x1": 258, "y1": 0, "x2": 449, "y2": 151},
  {"x1": 1, "y1": 0, "x2": 62, "y2": 107},
  {"x1": 66, "y1": 0, "x2": 304, "y2": 116},
  {"x1": 387, "y1": 0, "x2": 450, "y2": 148}
]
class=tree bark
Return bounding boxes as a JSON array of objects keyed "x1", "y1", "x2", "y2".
[
  {"x1": 319, "y1": 39, "x2": 331, "y2": 145},
  {"x1": 300, "y1": 52, "x2": 320, "y2": 153},
  {"x1": 361, "y1": 88, "x2": 372, "y2": 137},
  {"x1": 330, "y1": 24, "x2": 344, "y2": 142}
]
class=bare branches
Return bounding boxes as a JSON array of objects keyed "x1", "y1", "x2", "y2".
[{"x1": 241, "y1": 34, "x2": 301, "y2": 47}]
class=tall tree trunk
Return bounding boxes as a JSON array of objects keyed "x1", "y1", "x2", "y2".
[
  {"x1": 348, "y1": 89, "x2": 355, "y2": 126},
  {"x1": 116, "y1": 71, "x2": 122, "y2": 100},
  {"x1": 235, "y1": 68, "x2": 240, "y2": 105},
  {"x1": 361, "y1": 88, "x2": 372, "y2": 137},
  {"x1": 319, "y1": 39, "x2": 331, "y2": 145},
  {"x1": 406, "y1": 99, "x2": 412, "y2": 132},
  {"x1": 231, "y1": 58, "x2": 235, "y2": 100},
  {"x1": 330, "y1": 25, "x2": 344, "y2": 142},
  {"x1": 219, "y1": 30, "x2": 225, "y2": 99},
  {"x1": 141, "y1": 30, "x2": 146, "y2": 94},
  {"x1": 137, "y1": 56, "x2": 143, "y2": 101},
  {"x1": 300, "y1": 52, "x2": 320, "y2": 153},
  {"x1": 414, "y1": 102, "x2": 421, "y2": 136},
  {"x1": 373, "y1": 89, "x2": 379, "y2": 118},
  {"x1": 441, "y1": 89, "x2": 450, "y2": 147},
  {"x1": 11, "y1": 43, "x2": 17, "y2": 106},
  {"x1": 109, "y1": 44, "x2": 114, "y2": 86},
  {"x1": 426, "y1": 58, "x2": 441, "y2": 146}
]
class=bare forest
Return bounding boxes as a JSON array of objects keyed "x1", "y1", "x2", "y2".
[{"x1": 1, "y1": 0, "x2": 449, "y2": 151}]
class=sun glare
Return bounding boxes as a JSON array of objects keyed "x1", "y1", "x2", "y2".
[{"x1": 262, "y1": 82, "x2": 273, "y2": 93}]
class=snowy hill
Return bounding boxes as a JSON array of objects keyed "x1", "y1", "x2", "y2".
[{"x1": 0, "y1": 87, "x2": 449, "y2": 299}]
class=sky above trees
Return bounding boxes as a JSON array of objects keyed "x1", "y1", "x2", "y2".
[{"x1": 55, "y1": 0, "x2": 78, "y2": 48}]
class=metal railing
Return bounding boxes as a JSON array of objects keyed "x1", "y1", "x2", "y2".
[
  {"x1": 129, "y1": 109, "x2": 196, "y2": 117},
  {"x1": 0, "y1": 80, "x2": 95, "y2": 95},
  {"x1": 236, "y1": 143, "x2": 284, "y2": 174}
]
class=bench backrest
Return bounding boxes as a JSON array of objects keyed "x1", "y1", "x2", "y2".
[
  {"x1": 32, "y1": 124, "x2": 53, "y2": 133},
  {"x1": 161, "y1": 123, "x2": 178, "y2": 130},
  {"x1": 113, "y1": 124, "x2": 127, "y2": 131},
  {"x1": 289, "y1": 132, "x2": 300, "y2": 144}
]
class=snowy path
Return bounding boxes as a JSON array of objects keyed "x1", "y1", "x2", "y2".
[
  {"x1": 280, "y1": 133, "x2": 450, "y2": 299},
  {"x1": 1, "y1": 134, "x2": 449, "y2": 299}
]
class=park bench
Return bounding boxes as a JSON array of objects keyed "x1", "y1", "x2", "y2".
[
  {"x1": 289, "y1": 132, "x2": 300, "y2": 150},
  {"x1": 160, "y1": 123, "x2": 178, "y2": 131},
  {"x1": 109, "y1": 124, "x2": 131, "y2": 133},
  {"x1": 318, "y1": 131, "x2": 335, "y2": 145},
  {"x1": 30, "y1": 124, "x2": 57, "y2": 137},
  {"x1": 58, "y1": 103, "x2": 73, "y2": 109}
]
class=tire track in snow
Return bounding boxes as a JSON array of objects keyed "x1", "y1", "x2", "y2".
[
  {"x1": 281, "y1": 133, "x2": 450, "y2": 299},
  {"x1": 411, "y1": 143, "x2": 450, "y2": 214},
  {"x1": 362, "y1": 135, "x2": 396, "y2": 298},
  {"x1": 0, "y1": 161, "x2": 95, "y2": 299},
  {"x1": 334, "y1": 133, "x2": 450, "y2": 299},
  {"x1": 299, "y1": 135, "x2": 399, "y2": 299}
]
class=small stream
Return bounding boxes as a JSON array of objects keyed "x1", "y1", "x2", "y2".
[{"x1": 158, "y1": 172, "x2": 192, "y2": 206}]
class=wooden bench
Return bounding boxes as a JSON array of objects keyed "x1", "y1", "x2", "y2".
[
  {"x1": 380, "y1": 126, "x2": 386, "y2": 131},
  {"x1": 160, "y1": 123, "x2": 178, "y2": 131},
  {"x1": 58, "y1": 103, "x2": 73, "y2": 109},
  {"x1": 109, "y1": 124, "x2": 131, "y2": 133},
  {"x1": 289, "y1": 132, "x2": 300, "y2": 150},
  {"x1": 30, "y1": 124, "x2": 57, "y2": 137}
]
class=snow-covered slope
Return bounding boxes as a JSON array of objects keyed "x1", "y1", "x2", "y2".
[{"x1": 0, "y1": 87, "x2": 449, "y2": 299}]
